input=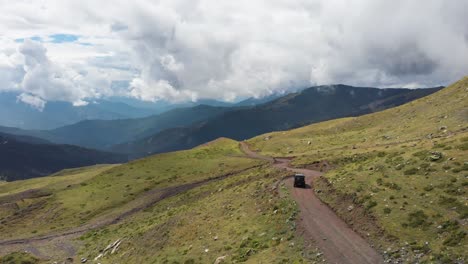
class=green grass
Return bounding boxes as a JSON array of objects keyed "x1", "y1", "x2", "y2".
[
  {"x1": 247, "y1": 77, "x2": 468, "y2": 262},
  {"x1": 0, "y1": 138, "x2": 263, "y2": 240},
  {"x1": 0, "y1": 252, "x2": 39, "y2": 264},
  {"x1": 77, "y1": 167, "x2": 319, "y2": 263}
]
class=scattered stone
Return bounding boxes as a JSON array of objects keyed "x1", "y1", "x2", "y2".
[
  {"x1": 307, "y1": 141, "x2": 311, "y2": 145},
  {"x1": 347, "y1": 205, "x2": 354, "y2": 211},
  {"x1": 205, "y1": 248, "x2": 209, "y2": 253},
  {"x1": 429, "y1": 151, "x2": 443, "y2": 161},
  {"x1": 214, "y1": 255, "x2": 227, "y2": 264},
  {"x1": 94, "y1": 253, "x2": 103, "y2": 261},
  {"x1": 111, "y1": 240, "x2": 122, "y2": 254},
  {"x1": 80, "y1": 258, "x2": 87, "y2": 263}
]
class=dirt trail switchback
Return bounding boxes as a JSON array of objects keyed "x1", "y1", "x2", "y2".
[{"x1": 240, "y1": 142, "x2": 383, "y2": 264}]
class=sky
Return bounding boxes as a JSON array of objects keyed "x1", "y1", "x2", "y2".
[{"x1": 0, "y1": 0, "x2": 467, "y2": 110}]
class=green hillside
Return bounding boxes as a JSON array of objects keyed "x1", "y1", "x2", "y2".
[
  {"x1": 0, "y1": 78, "x2": 465, "y2": 263},
  {"x1": 248, "y1": 77, "x2": 468, "y2": 262},
  {"x1": 1, "y1": 139, "x2": 320, "y2": 263}
]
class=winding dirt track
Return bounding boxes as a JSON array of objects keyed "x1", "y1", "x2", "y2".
[
  {"x1": 240, "y1": 142, "x2": 383, "y2": 264},
  {"x1": 0, "y1": 165, "x2": 260, "y2": 258},
  {"x1": 1, "y1": 142, "x2": 383, "y2": 263}
]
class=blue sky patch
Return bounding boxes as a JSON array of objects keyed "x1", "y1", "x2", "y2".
[
  {"x1": 15, "y1": 36, "x2": 42, "y2": 43},
  {"x1": 49, "y1": 34, "x2": 79, "y2": 43}
]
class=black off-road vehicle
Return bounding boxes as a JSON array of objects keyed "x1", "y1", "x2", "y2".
[{"x1": 293, "y1": 173, "x2": 306, "y2": 188}]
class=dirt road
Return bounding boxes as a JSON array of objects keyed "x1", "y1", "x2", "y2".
[
  {"x1": 240, "y1": 142, "x2": 383, "y2": 264},
  {"x1": 0, "y1": 165, "x2": 261, "y2": 259}
]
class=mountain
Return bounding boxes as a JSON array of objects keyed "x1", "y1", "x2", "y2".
[
  {"x1": 0, "y1": 105, "x2": 236, "y2": 150},
  {"x1": 114, "y1": 85, "x2": 442, "y2": 158},
  {"x1": 0, "y1": 93, "x2": 159, "y2": 130},
  {"x1": 234, "y1": 93, "x2": 284, "y2": 107},
  {"x1": 0, "y1": 132, "x2": 126, "y2": 181}
]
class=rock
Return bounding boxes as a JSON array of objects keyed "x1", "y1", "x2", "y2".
[
  {"x1": 213, "y1": 236, "x2": 218, "y2": 241},
  {"x1": 94, "y1": 254, "x2": 103, "y2": 261},
  {"x1": 111, "y1": 240, "x2": 122, "y2": 254},
  {"x1": 80, "y1": 258, "x2": 87, "y2": 263},
  {"x1": 205, "y1": 248, "x2": 209, "y2": 253},
  {"x1": 307, "y1": 141, "x2": 311, "y2": 145},
  {"x1": 347, "y1": 205, "x2": 354, "y2": 211},
  {"x1": 429, "y1": 151, "x2": 442, "y2": 161},
  {"x1": 439, "y1": 126, "x2": 447, "y2": 131},
  {"x1": 214, "y1": 256, "x2": 227, "y2": 264}
]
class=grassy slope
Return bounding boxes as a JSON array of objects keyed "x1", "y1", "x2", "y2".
[
  {"x1": 0, "y1": 138, "x2": 261, "y2": 240},
  {"x1": 0, "y1": 138, "x2": 322, "y2": 263},
  {"x1": 248, "y1": 77, "x2": 468, "y2": 262},
  {"x1": 77, "y1": 167, "x2": 320, "y2": 264}
]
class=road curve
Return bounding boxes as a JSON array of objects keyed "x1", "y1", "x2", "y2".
[{"x1": 240, "y1": 142, "x2": 383, "y2": 264}]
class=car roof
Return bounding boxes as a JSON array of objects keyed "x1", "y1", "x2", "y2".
[{"x1": 295, "y1": 173, "x2": 305, "y2": 177}]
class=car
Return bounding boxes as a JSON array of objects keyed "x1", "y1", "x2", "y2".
[{"x1": 293, "y1": 173, "x2": 306, "y2": 188}]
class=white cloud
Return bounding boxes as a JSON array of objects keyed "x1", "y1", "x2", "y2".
[
  {"x1": 0, "y1": 0, "x2": 467, "y2": 106},
  {"x1": 17, "y1": 93, "x2": 46, "y2": 111}
]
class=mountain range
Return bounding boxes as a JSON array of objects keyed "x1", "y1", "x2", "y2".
[
  {"x1": 113, "y1": 85, "x2": 442, "y2": 158},
  {"x1": 0, "y1": 132, "x2": 126, "y2": 181},
  {"x1": 0, "y1": 92, "x2": 282, "y2": 130},
  {"x1": 0, "y1": 85, "x2": 442, "y2": 177}
]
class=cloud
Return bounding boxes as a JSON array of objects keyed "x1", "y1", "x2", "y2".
[
  {"x1": 0, "y1": 0, "x2": 467, "y2": 106},
  {"x1": 17, "y1": 40, "x2": 97, "y2": 106},
  {"x1": 17, "y1": 93, "x2": 46, "y2": 111}
]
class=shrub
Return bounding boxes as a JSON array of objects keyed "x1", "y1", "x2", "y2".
[
  {"x1": 383, "y1": 208, "x2": 392, "y2": 214},
  {"x1": 443, "y1": 231, "x2": 466, "y2": 246},
  {"x1": 406, "y1": 210, "x2": 430, "y2": 228},
  {"x1": 423, "y1": 185, "x2": 434, "y2": 192},
  {"x1": 404, "y1": 168, "x2": 419, "y2": 175},
  {"x1": 365, "y1": 200, "x2": 377, "y2": 210},
  {"x1": 384, "y1": 182, "x2": 401, "y2": 190},
  {"x1": 457, "y1": 142, "x2": 468, "y2": 151},
  {"x1": 438, "y1": 220, "x2": 459, "y2": 233},
  {"x1": 377, "y1": 152, "x2": 386, "y2": 157}
]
